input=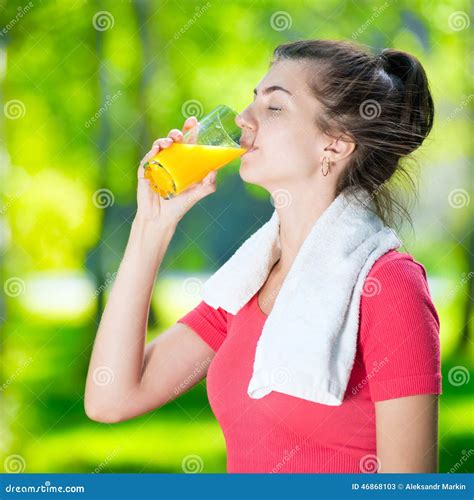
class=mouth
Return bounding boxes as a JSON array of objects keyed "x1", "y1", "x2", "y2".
[{"x1": 242, "y1": 145, "x2": 258, "y2": 157}]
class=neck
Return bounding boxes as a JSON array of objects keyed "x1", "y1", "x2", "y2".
[{"x1": 275, "y1": 187, "x2": 337, "y2": 273}]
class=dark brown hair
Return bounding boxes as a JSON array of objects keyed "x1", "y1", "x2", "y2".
[{"x1": 272, "y1": 39, "x2": 434, "y2": 232}]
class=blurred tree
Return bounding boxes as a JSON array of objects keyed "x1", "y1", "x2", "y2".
[
  {"x1": 132, "y1": 0, "x2": 158, "y2": 328},
  {"x1": 85, "y1": 2, "x2": 110, "y2": 327}
]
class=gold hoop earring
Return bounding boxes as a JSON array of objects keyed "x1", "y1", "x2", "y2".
[{"x1": 321, "y1": 156, "x2": 331, "y2": 176}]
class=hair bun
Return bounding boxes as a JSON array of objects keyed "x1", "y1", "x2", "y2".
[
  {"x1": 379, "y1": 49, "x2": 417, "y2": 85},
  {"x1": 377, "y1": 49, "x2": 434, "y2": 150}
]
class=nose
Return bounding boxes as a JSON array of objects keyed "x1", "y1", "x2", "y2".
[{"x1": 235, "y1": 108, "x2": 255, "y2": 131}]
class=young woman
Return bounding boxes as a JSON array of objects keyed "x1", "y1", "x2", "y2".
[{"x1": 84, "y1": 39, "x2": 442, "y2": 473}]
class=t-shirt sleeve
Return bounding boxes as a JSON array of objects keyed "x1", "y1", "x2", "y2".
[
  {"x1": 358, "y1": 256, "x2": 442, "y2": 402},
  {"x1": 176, "y1": 300, "x2": 228, "y2": 352}
]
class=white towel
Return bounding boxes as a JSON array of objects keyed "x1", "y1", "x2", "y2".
[{"x1": 201, "y1": 187, "x2": 402, "y2": 405}]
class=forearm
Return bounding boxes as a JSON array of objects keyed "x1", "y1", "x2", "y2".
[{"x1": 85, "y1": 217, "x2": 176, "y2": 413}]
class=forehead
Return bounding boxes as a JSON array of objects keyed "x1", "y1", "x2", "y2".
[{"x1": 255, "y1": 59, "x2": 313, "y2": 99}]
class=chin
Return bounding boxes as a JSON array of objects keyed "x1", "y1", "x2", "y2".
[
  {"x1": 238, "y1": 161, "x2": 271, "y2": 191},
  {"x1": 238, "y1": 159, "x2": 259, "y2": 183}
]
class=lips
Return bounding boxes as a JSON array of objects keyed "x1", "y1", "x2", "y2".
[{"x1": 242, "y1": 145, "x2": 258, "y2": 156}]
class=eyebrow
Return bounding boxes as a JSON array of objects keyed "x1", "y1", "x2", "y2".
[{"x1": 253, "y1": 85, "x2": 293, "y2": 97}]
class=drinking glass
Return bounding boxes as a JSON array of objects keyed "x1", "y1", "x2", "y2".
[{"x1": 144, "y1": 104, "x2": 246, "y2": 199}]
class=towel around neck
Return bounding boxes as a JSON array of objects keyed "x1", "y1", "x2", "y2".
[{"x1": 202, "y1": 187, "x2": 402, "y2": 405}]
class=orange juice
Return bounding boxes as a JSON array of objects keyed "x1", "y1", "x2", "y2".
[{"x1": 144, "y1": 143, "x2": 247, "y2": 198}]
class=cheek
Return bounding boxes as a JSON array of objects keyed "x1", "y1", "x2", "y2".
[
  {"x1": 248, "y1": 116, "x2": 317, "y2": 174},
  {"x1": 259, "y1": 122, "x2": 296, "y2": 156},
  {"x1": 264, "y1": 134, "x2": 314, "y2": 173}
]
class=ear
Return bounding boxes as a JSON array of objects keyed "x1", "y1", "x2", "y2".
[{"x1": 323, "y1": 133, "x2": 356, "y2": 162}]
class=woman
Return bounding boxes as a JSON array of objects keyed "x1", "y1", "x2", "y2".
[{"x1": 84, "y1": 39, "x2": 442, "y2": 473}]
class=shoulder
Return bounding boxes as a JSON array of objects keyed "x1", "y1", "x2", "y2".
[
  {"x1": 177, "y1": 301, "x2": 228, "y2": 352},
  {"x1": 358, "y1": 249, "x2": 443, "y2": 402},
  {"x1": 367, "y1": 248, "x2": 429, "y2": 282},
  {"x1": 178, "y1": 300, "x2": 228, "y2": 331},
  {"x1": 362, "y1": 249, "x2": 435, "y2": 314},
  {"x1": 359, "y1": 247, "x2": 440, "y2": 348}
]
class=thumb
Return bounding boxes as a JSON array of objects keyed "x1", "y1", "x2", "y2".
[
  {"x1": 194, "y1": 170, "x2": 217, "y2": 199},
  {"x1": 183, "y1": 170, "x2": 217, "y2": 205},
  {"x1": 203, "y1": 170, "x2": 217, "y2": 186}
]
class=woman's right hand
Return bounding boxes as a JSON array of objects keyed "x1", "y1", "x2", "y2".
[{"x1": 135, "y1": 116, "x2": 218, "y2": 227}]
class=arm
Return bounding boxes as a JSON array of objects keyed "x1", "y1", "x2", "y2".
[
  {"x1": 375, "y1": 394, "x2": 439, "y2": 473},
  {"x1": 84, "y1": 218, "x2": 215, "y2": 423},
  {"x1": 84, "y1": 118, "x2": 218, "y2": 423},
  {"x1": 360, "y1": 257, "x2": 443, "y2": 473}
]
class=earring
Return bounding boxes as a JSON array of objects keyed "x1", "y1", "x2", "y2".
[{"x1": 321, "y1": 156, "x2": 331, "y2": 176}]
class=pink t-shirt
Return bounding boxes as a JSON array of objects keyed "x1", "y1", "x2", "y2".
[{"x1": 177, "y1": 249, "x2": 442, "y2": 473}]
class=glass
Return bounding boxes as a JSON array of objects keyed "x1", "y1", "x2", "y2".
[{"x1": 143, "y1": 104, "x2": 247, "y2": 199}]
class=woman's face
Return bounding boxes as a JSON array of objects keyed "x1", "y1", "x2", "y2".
[{"x1": 236, "y1": 59, "x2": 330, "y2": 191}]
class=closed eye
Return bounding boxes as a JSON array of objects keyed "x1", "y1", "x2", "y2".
[{"x1": 268, "y1": 107, "x2": 282, "y2": 112}]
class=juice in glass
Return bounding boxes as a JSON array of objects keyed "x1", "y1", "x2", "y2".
[
  {"x1": 143, "y1": 105, "x2": 245, "y2": 199},
  {"x1": 144, "y1": 143, "x2": 246, "y2": 198}
]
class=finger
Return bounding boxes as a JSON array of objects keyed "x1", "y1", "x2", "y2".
[
  {"x1": 182, "y1": 116, "x2": 199, "y2": 144},
  {"x1": 183, "y1": 174, "x2": 217, "y2": 204},
  {"x1": 138, "y1": 149, "x2": 157, "y2": 171},
  {"x1": 167, "y1": 128, "x2": 183, "y2": 143},
  {"x1": 203, "y1": 170, "x2": 217, "y2": 185},
  {"x1": 138, "y1": 138, "x2": 170, "y2": 172},
  {"x1": 182, "y1": 116, "x2": 198, "y2": 132},
  {"x1": 152, "y1": 137, "x2": 173, "y2": 149}
]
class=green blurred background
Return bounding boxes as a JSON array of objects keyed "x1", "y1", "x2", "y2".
[{"x1": 0, "y1": 0, "x2": 472, "y2": 474}]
